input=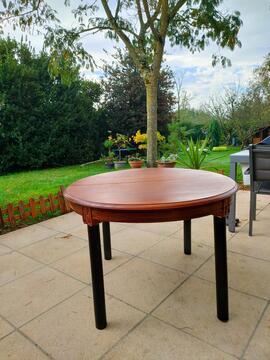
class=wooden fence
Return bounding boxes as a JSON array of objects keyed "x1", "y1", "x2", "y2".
[{"x1": 0, "y1": 186, "x2": 71, "y2": 229}]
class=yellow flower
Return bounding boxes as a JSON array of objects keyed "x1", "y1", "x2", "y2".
[
  {"x1": 138, "y1": 144, "x2": 147, "y2": 150},
  {"x1": 132, "y1": 130, "x2": 165, "y2": 146},
  {"x1": 157, "y1": 131, "x2": 165, "y2": 142}
]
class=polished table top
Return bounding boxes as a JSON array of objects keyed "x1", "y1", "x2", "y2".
[{"x1": 65, "y1": 168, "x2": 237, "y2": 212}]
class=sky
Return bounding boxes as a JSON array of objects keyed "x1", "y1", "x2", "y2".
[{"x1": 4, "y1": 0, "x2": 270, "y2": 108}]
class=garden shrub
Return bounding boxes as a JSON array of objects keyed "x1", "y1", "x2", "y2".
[{"x1": 0, "y1": 39, "x2": 106, "y2": 174}]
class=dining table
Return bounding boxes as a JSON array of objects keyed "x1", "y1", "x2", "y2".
[{"x1": 64, "y1": 168, "x2": 238, "y2": 330}]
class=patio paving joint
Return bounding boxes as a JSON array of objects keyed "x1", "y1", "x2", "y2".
[
  {"x1": 17, "y1": 329, "x2": 57, "y2": 360},
  {"x1": 148, "y1": 251, "x2": 215, "y2": 316},
  {"x1": 18, "y1": 285, "x2": 88, "y2": 330},
  {"x1": 193, "y1": 273, "x2": 269, "y2": 303},
  {"x1": 227, "y1": 248, "x2": 270, "y2": 264},
  {"x1": 240, "y1": 300, "x2": 270, "y2": 360},
  {"x1": 0, "y1": 252, "x2": 46, "y2": 289},
  {"x1": 97, "y1": 313, "x2": 149, "y2": 360},
  {"x1": 150, "y1": 314, "x2": 240, "y2": 360}
]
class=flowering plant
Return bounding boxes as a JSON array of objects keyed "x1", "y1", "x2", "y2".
[
  {"x1": 132, "y1": 130, "x2": 165, "y2": 150},
  {"x1": 112, "y1": 133, "x2": 130, "y2": 149},
  {"x1": 158, "y1": 154, "x2": 178, "y2": 163},
  {"x1": 128, "y1": 153, "x2": 143, "y2": 161}
]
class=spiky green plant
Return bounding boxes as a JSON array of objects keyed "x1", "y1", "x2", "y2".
[{"x1": 179, "y1": 138, "x2": 209, "y2": 169}]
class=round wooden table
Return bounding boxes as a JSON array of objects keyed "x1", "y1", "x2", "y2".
[{"x1": 64, "y1": 168, "x2": 238, "y2": 329}]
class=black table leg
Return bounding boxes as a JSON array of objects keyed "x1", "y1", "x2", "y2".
[
  {"x1": 87, "y1": 225, "x2": 107, "y2": 330},
  {"x1": 184, "y1": 219, "x2": 191, "y2": 255},
  {"x1": 213, "y1": 216, "x2": 229, "y2": 322},
  {"x1": 102, "y1": 222, "x2": 112, "y2": 260}
]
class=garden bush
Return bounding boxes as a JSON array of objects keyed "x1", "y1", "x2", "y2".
[{"x1": 0, "y1": 39, "x2": 106, "y2": 174}]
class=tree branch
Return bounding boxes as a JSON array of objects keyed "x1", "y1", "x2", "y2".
[
  {"x1": 144, "y1": 0, "x2": 162, "y2": 30},
  {"x1": 152, "y1": 0, "x2": 169, "y2": 77},
  {"x1": 77, "y1": 23, "x2": 139, "y2": 39},
  {"x1": 135, "y1": 0, "x2": 145, "y2": 30},
  {"x1": 169, "y1": 0, "x2": 188, "y2": 20},
  {"x1": 1, "y1": 0, "x2": 42, "y2": 22},
  {"x1": 142, "y1": 0, "x2": 160, "y2": 40},
  {"x1": 115, "y1": 0, "x2": 121, "y2": 18},
  {"x1": 100, "y1": 0, "x2": 142, "y2": 71}
]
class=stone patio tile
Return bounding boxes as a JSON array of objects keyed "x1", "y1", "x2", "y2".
[
  {"x1": 0, "y1": 224, "x2": 58, "y2": 250},
  {"x1": 52, "y1": 247, "x2": 132, "y2": 283},
  {"x1": 0, "y1": 244, "x2": 12, "y2": 255},
  {"x1": 0, "y1": 332, "x2": 50, "y2": 360},
  {"x1": 229, "y1": 226, "x2": 270, "y2": 262},
  {"x1": 104, "y1": 257, "x2": 186, "y2": 312},
  {"x1": 70, "y1": 222, "x2": 127, "y2": 240},
  {"x1": 0, "y1": 317, "x2": 14, "y2": 340},
  {"x1": 196, "y1": 252, "x2": 270, "y2": 300},
  {"x1": 40, "y1": 211, "x2": 83, "y2": 231},
  {"x1": 0, "y1": 267, "x2": 84, "y2": 327},
  {"x1": 20, "y1": 233, "x2": 86, "y2": 264},
  {"x1": 103, "y1": 316, "x2": 236, "y2": 360},
  {"x1": 21, "y1": 288, "x2": 145, "y2": 360},
  {"x1": 0, "y1": 251, "x2": 42, "y2": 286},
  {"x1": 244, "y1": 304, "x2": 270, "y2": 360},
  {"x1": 233, "y1": 193, "x2": 270, "y2": 227},
  {"x1": 140, "y1": 236, "x2": 213, "y2": 274},
  {"x1": 130, "y1": 221, "x2": 182, "y2": 237},
  {"x1": 243, "y1": 206, "x2": 270, "y2": 236},
  {"x1": 170, "y1": 216, "x2": 219, "y2": 247},
  {"x1": 153, "y1": 276, "x2": 266, "y2": 357},
  {"x1": 109, "y1": 227, "x2": 166, "y2": 255}
]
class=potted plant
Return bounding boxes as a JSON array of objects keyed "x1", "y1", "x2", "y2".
[
  {"x1": 157, "y1": 154, "x2": 178, "y2": 168},
  {"x1": 113, "y1": 133, "x2": 130, "y2": 169},
  {"x1": 128, "y1": 154, "x2": 144, "y2": 168},
  {"x1": 104, "y1": 151, "x2": 115, "y2": 169},
  {"x1": 103, "y1": 136, "x2": 115, "y2": 169}
]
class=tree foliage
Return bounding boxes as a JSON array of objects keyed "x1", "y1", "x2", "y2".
[
  {"x1": 0, "y1": 38, "x2": 105, "y2": 174},
  {"x1": 102, "y1": 50, "x2": 175, "y2": 136},
  {"x1": 208, "y1": 118, "x2": 221, "y2": 147},
  {"x1": 1, "y1": 0, "x2": 243, "y2": 166},
  {"x1": 204, "y1": 55, "x2": 270, "y2": 148}
]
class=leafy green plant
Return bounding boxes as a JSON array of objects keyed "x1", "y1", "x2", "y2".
[
  {"x1": 128, "y1": 153, "x2": 143, "y2": 161},
  {"x1": 103, "y1": 138, "x2": 114, "y2": 152},
  {"x1": 179, "y1": 138, "x2": 209, "y2": 169},
  {"x1": 158, "y1": 154, "x2": 178, "y2": 163}
]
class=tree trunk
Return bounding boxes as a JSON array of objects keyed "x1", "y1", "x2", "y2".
[{"x1": 145, "y1": 79, "x2": 158, "y2": 167}]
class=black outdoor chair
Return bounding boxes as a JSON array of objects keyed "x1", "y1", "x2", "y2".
[{"x1": 249, "y1": 144, "x2": 270, "y2": 236}]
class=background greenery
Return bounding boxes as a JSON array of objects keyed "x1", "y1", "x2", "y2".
[
  {"x1": 0, "y1": 38, "x2": 106, "y2": 174},
  {"x1": 1, "y1": 41, "x2": 269, "y2": 209},
  {"x1": 0, "y1": 147, "x2": 242, "y2": 207},
  {"x1": 102, "y1": 50, "x2": 175, "y2": 136}
]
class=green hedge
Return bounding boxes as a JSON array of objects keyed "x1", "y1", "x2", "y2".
[{"x1": 0, "y1": 39, "x2": 106, "y2": 174}]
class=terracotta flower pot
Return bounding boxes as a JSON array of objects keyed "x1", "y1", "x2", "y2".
[
  {"x1": 156, "y1": 161, "x2": 176, "y2": 168},
  {"x1": 128, "y1": 160, "x2": 144, "y2": 168}
]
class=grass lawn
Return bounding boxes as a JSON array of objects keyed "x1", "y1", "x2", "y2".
[
  {"x1": 191, "y1": 146, "x2": 243, "y2": 178},
  {"x1": 0, "y1": 146, "x2": 243, "y2": 207},
  {"x1": 0, "y1": 161, "x2": 119, "y2": 207}
]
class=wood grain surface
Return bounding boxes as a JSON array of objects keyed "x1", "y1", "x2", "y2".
[{"x1": 64, "y1": 168, "x2": 237, "y2": 211}]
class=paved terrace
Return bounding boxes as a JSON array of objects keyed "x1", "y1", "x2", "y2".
[{"x1": 0, "y1": 190, "x2": 270, "y2": 360}]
